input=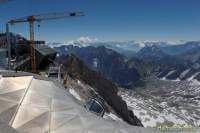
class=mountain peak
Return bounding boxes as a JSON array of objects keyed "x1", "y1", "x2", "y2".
[{"x1": 137, "y1": 45, "x2": 166, "y2": 58}]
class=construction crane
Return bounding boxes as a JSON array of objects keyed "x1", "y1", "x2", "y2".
[{"x1": 6, "y1": 11, "x2": 84, "y2": 72}]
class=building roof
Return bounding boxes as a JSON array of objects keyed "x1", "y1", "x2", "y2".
[
  {"x1": 0, "y1": 72, "x2": 198, "y2": 133},
  {"x1": 35, "y1": 44, "x2": 57, "y2": 56}
]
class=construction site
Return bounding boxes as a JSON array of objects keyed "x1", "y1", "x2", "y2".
[{"x1": 0, "y1": 11, "x2": 84, "y2": 73}]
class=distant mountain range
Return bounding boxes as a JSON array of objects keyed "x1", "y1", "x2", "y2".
[
  {"x1": 53, "y1": 40, "x2": 200, "y2": 87},
  {"x1": 48, "y1": 37, "x2": 195, "y2": 58},
  {"x1": 137, "y1": 44, "x2": 200, "y2": 81},
  {"x1": 161, "y1": 41, "x2": 200, "y2": 55}
]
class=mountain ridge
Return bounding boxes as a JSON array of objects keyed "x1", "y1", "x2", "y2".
[
  {"x1": 55, "y1": 45, "x2": 141, "y2": 88},
  {"x1": 56, "y1": 54, "x2": 143, "y2": 126}
]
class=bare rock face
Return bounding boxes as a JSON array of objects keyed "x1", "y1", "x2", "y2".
[
  {"x1": 57, "y1": 55, "x2": 143, "y2": 127},
  {"x1": 55, "y1": 45, "x2": 140, "y2": 88}
]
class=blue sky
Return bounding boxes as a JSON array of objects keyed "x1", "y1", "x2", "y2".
[{"x1": 0, "y1": 0, "x2": 200, "y2": 42}]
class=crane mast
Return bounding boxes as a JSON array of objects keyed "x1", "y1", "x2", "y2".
[
  {"x1": 29, "y1": 20, "x2": 35, "y2": 72},
  {"x1": 7, "y1": 11, "x2": 84, "y2": 72}
]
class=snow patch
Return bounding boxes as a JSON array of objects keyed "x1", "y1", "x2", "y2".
[
  {"x1": 187, "y1": 72, "x2": 200, "y2": 81},
  {"x1": 190, "y1": 79, "x2": 200, "y2": 86},
  {"x1": 77, "y1": 80, "x2": 81, "y2": 84},
  {"x1": 56, "y1": 53, "x2": 60, "y2": 57},
  {"x1": 161, "y1": 70, "x2": 176, "y2": 80},
  {"x1": 93, "y1": 58, "x2": 98, "y2": 68},
  {"x1": 104, "y1": 113, "x2": 123, "y2": 122},
  {"x1": 180, "y1": 69, "x2": 190, "y2": 78},
  {"x1": 0, "y1": 75, "x2": 2, "y2": 85},
  {"x1": 166, "y1": 70, "x2": 175, "y2": 77},
  {"x1": 69, "y1": 88, "x2": 82, "y2": 101}
]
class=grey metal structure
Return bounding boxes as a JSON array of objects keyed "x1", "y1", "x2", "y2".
[
  {"x1": 0, "y1": 49, "x2": 8, "y2": 70},
  {"x1": 6, "y1": 24, "x2": 11, "y2": 70}
]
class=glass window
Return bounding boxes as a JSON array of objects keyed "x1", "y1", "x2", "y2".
[{"x1": 90, "y1": 101, "x2": 104, "y2": 114}]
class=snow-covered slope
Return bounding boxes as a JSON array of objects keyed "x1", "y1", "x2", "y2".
[{"x1": 120, "y1": 78, "x2": 200, "y2": 128}]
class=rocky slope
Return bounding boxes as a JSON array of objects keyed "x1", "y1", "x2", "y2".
[
  {"x1": 54, "y1": 42, "x2": 200, "y2": 88},
  {"x1": 55, "y1": 45, "x2": 140, "y2": 88},
  {"x1": 56, "y1": 55, "x2": 143, "y2": 126},
  {"x1": 136, "y1": 45, "x2": 183, "y2": 66},
  {"x1": 136, "y1": 44, "x2": 200, "y2": 82}
]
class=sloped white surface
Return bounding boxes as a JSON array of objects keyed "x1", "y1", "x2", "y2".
[{"x1": 0, "y1": 75, "x2": 197, "y2": 133}]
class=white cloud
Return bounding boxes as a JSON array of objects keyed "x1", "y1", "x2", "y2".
[
  {"x1": 47, "y1": 36, "x2": 99, "y2": 48},
  {"x1": 77, "y1": 36, "x2": 98, "y2": 44},
  {"x1": 65, "y1": 36, "x2": 98, "y2": 47},
  {"x1": 47, "y1": 38, "x2": 193, "y2": 49}
]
